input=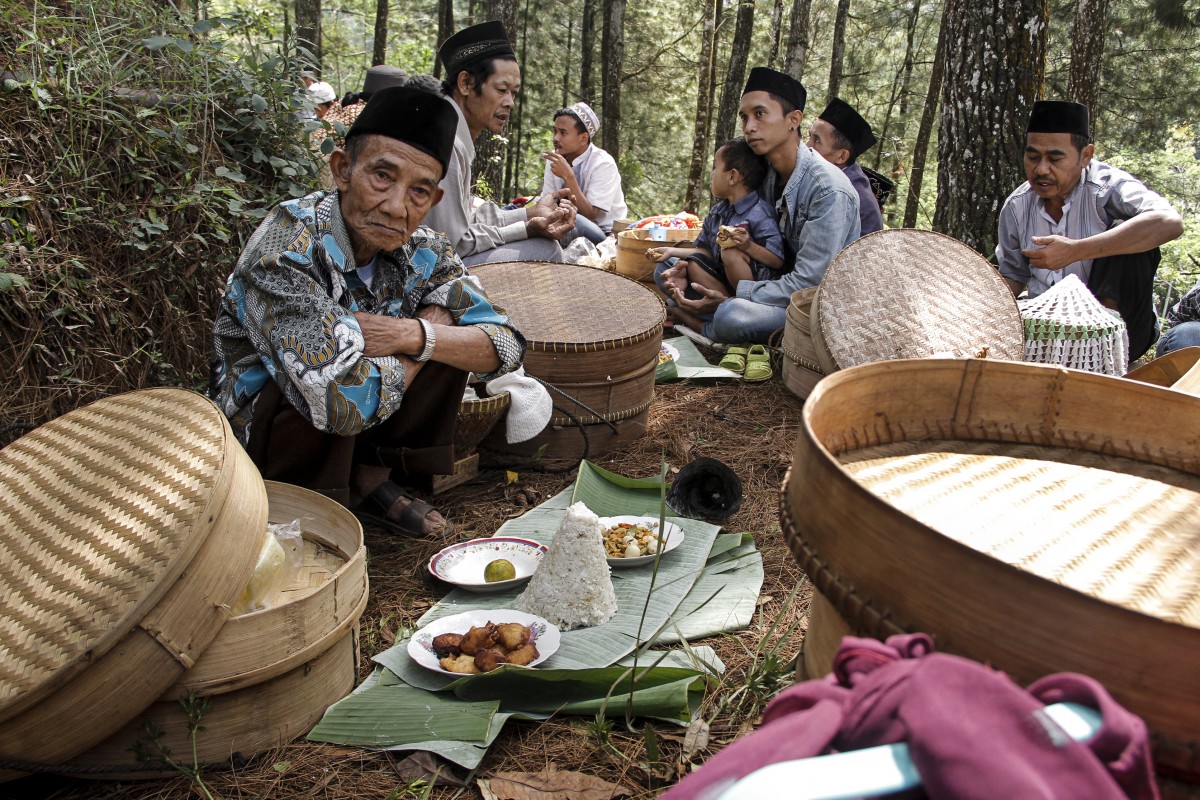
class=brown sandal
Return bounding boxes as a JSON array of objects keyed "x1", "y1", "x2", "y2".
[{"x1": 354, "y1": 480, "x2": 445, "y2": 537}]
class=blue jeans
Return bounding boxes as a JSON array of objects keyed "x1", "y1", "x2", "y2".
[
  {"x1": 654, "y1": 260, "x2": 786, "y2": 345},
  {"x1": 563, "y1": 215, "x2": 608, "y2": 245},
  {"x1": 1156, "y1": 320, "x2": 1200, "y2": 358}
]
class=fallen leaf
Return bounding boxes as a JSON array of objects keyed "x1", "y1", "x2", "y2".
[
  {"x1": 682, "y1": 718, "x2": 710, "y2": 759},
  {"x1": 391, "y1": 751, "x2": 465, "y2": 787},
  {"x1": 482, "y1": 764, "x2": 632, "y2": 800},
  {"x1": 506, "y1": 470, "x2": 519, "y2": 485},
  {"x1": 379, "y1": 625, "x2": 396, "y2": 646}
]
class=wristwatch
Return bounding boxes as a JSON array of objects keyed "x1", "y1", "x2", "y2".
[{"x1": 415, "y1": 318, "x2": 436, "y2": 362}]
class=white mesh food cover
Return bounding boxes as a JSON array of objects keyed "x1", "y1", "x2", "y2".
[
  {"x1": 1018, "y1": 274, "x2": 1129, "y2": 376},
  {"x1": 516, "y1": 502, "x2": 618, "y2": 630}
]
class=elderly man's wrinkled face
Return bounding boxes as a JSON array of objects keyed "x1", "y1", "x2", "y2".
[
  {"x1": 331, "y1": 135, "x2": 444, "y2": 263},
  {"x1": 460, "y1": 59, "x2": 521, "y2": 136},
  {"x1": 807, "y1": 119, "x2": 850, "y2": 167},
  {"x1": 1024, "y1": 132, "x2": 1093, "y2": 206},
  {"x1": 739, "y1": 91, "x2": 803, "y2": 158}
]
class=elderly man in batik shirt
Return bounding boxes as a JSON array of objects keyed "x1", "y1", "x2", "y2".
[{"x1": 213, "y1": 86, "x2": 525, "y2": 537}]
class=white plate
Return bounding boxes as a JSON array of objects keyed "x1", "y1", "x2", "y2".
[
  {"x1": 427, "y1": 536, "x2": 546, "y2": 593},
  {"x1": 408, "y1": 609, "x2": 560, "y2": 674},
  {"x1": 599, "y1": 515, "x2": 685, "y2": 567}
]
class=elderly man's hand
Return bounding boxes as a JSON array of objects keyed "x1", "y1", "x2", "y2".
[
  {"x1": 528, "y1": 188, "x2": 575, "y2": 219},
  {"x1": 528, "y1": 201, "x2": 576, "y2": 240},
  {"x1": 671, "y1": 281, "x2": 728, "y2": 317},
  {"x1": 1022, "y1": 235, "x2": 1081, "y2": 271},
  {"x1": 354, "y1": 305, "x2": 453, "y2": 358}
]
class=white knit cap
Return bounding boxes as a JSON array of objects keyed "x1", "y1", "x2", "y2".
[{"x1": 566, "y1": 102, "x2": 599, "y2": 138}]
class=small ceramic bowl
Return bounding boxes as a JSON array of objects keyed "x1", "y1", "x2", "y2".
[{"x1": 428, "y1": 536, "x2": 547, "y2": 593}]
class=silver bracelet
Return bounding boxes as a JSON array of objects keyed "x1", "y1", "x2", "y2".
[{"x1": 415, "y1": 317, "x2": 436, "y2": 362}]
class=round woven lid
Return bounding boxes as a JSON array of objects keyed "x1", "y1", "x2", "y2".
[
  {"x1": 0, "y1": 388, "x2": 267, "y2": 765},
  {"x1": 470, "y1": 261, "x2": 665, "y2": 351},
  {"x1": 816, "y1": 229, "x2": 1024, "y2": 369}
]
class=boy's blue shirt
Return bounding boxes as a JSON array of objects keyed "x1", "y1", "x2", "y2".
[{"x1": 694, "y1": 190, "x2": 785, "y2": 281}]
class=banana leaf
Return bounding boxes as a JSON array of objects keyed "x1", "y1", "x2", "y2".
[{"x1": 656, "y1": 335, "x2": 741, "y2": 382}]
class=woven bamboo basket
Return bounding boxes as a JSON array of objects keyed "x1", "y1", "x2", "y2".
[
  {"x1": 781, "y1": 288, "x2": 824, "y2": 399},
  {"x1": 614, "y1": 228, "x2": 697, "y2": 283},
  {"x1": 455, "y1": 392, "x2": 512, "y2": 455},
  {"x1": 1124, "y1": 346, "x2": 1200, "y2": 389},
  {"x1": 62, "y1": 480, "x2": 365, "y2": 777},
  {"x1": 0, "y1": 389, "x2": 267, "y2": 775},
  {"x1": 811, "y1": 229, "x2": 1025, "y2": 375},
  {"x1": 781, "y1": 357, "x2": 1200, "y2": 778},
  {"x1": 471, "y1": 261, "x2": 664, "y2": 459}
]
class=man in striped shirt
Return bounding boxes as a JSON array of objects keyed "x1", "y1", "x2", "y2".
[{"x1": 996, "y1": 100, "x2": 1182, "y2": 359}]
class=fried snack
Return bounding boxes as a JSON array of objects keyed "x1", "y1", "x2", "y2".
[
  {"x1": 716, "y1": 225, "x2": 738, "y2": 248},
  {"x1": 474, "y1": 648, "x2": 509, "y2": 672},
  {"x1": 460, "y1": 623, "x2": 497, "y2": 656},
  {"x1": 495, "y1": 622, "x2": 529, "y2": 650},
  {"x1": 506, "y1": 642, "x2": 539, "y2": 666},
  {"x1": 431, "y1": 632, "x2": 464, "y2": 658},
  {"x1": 439, "y1": 653, "x2": 480, "y2": 674}
]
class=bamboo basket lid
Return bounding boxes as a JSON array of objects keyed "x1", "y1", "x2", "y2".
[
  {"x1": 814, "y1": 229, "x2": 1025, "y2": 370},
  {"x1": 470, "y1": 261, "x2": 666, "y2": 351},
  {"x1": 0, "y1": 388, "x2": 267, "y2": 767},
  {"x1": 782, "y1": 357, "x2": 1200, "y2": 773}
]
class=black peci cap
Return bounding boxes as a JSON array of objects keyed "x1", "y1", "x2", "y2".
[
  {"x1": 1026, "y1": 100, "x2": 1091, "y2": 140},
  {"x1": 818, "y1": 97, "x2": 877, "y2": 158},
  {"x1": 439, "y1": 20, "x2": 516, "y2": 78},
  {"x1": 346, "y1": 86, "x2": 457, "y2": 177},
  {"x1": 743, "y1": 67, "x2": 807, "y2": 112}
]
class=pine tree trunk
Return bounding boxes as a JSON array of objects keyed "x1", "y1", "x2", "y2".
[
  {"x1": 580, "y1": 0, "x2": 596, "y2": 100},
  {"x1": 932, "y1": 0, "x2": 1047, "y2": 252},
  {"x1": 768, "y1": 0, "x2": 785, "y2": 68},
  {"x1": 715, "y1": 0, "x2": 755, "y2": 146},
  {"x1": 600, "y1": 0, "x2": 626, "y2": 157},
  {"x1": 873, "y1": 0, "x2": 922, "y2": 224},
  {"x1": 1068, "y1": 0, "x2": 1110, "y2": 112},
  {"x1": 372, "y1": 0, "x2": 388, "y2": 66},
  {"x1": 903, "y1": 1, "x2": 949, "y2": 229},
  {"x1": 295, "y1": 0, "x2": 321, "y2": 71},
  {"x1": 826, "y1": 0, "x2": 851, "y2": 99},
  {"x1": 435, "y1": 0, "x2": 454, "y2": 77},
  {"x1": 685, "y1": 0, "x2": 722, "y2": 213},
  {"x1": 782, "y1": 0, "x2": 812, "y2": 80}
]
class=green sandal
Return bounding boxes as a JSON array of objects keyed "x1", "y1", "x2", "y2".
[
  {"x1": 718, "y1": 345, "x2": 749, "y2": 374},
  {"x1": 743, "y1": 344, "x2": 774, "y2": 382}
]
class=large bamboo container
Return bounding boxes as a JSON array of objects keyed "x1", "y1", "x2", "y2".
[
  {"x1": 0, "y1": 389, "x2": 267, "y2": 777},
  {"x1": 780, "y1": 287, "x2": 824, "y2": 400},
  {"x1": 782, "y1": 357, "x2": 1200, "y2": 778},
  {"x1": 614, "y1": 228, "x2": 696, "y2": 283},
  {"x1": 472, "y1": 261, "x2": 664, "y2": 461}
]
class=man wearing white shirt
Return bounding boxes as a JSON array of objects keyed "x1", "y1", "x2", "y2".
[
  {"x1": 996, "y1": 100, "x2": 1183, "y2": 359},
  {"x1": 539, "y1": 102, "x2": 628, "y2": 243}
]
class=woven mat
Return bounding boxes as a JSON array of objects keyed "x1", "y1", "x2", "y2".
[
  {"x1": 841, "y1": 439, "x2": 1200, "y2": 627},
  {"x1": 816, "y1": 229, "x2": 1025, "y2": 369},
  {"x1": 470, "y1": 261, "x2": 665, "y2": 348},
  {"x1": 0, "y1": 389, "x2": 233, "y2": 708}
]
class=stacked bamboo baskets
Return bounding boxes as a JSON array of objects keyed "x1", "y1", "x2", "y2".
[
  {"x1": 0, "y1": 389, "x2": 365, "y2": 780},
  {"x1": 780, "y1": 287, "x2": 825, "y2": 399},
  {"x1": 472, "y1": 261, "x2": 665, "y2": 460},
  {"x1": 781, "y1": 358, "x2": 1200, "y2": 780}
]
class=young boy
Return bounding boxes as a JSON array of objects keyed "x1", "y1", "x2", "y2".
[{"x1": 650, "y1": 138, "x2": 784, "y2": 297}]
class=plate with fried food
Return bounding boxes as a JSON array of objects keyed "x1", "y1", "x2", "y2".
[{"x1": 408, "y1": 609, "x2": 560, "y2": 675}]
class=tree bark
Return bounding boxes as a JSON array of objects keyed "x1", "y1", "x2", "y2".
[
  {"x1": 295, "y1": 0, "x2": 321, "y2": 72},
  {"x1": 931, "y1": 0, "x2": 1047, "y2": 252},
  {"x1": 372, "y1": 0, "x2": 388, "y2": 66},
  {"x1": 1067, "y1": 0, "x2": 1110, "y2": 112},
  {"x1": 580, "y1": 0, "x2": 596, "y2": 100},
  {"x1": 715, "y1": 0, "x2": 755, "y2": 146},
  {"x1": 873, "y1": 0, "x2": 922, "y2": 224},
  {"x1": 685, "y1": 0, "x2": 722, "y2": 213},
  {"x1": 435, "y1": 0, "x2": 454, "y2": 77},
  {"x1": 826, "y1": 0, "x2": 852, "y2": 100},
  {"x1": 782, "y1": 0, "x2": 812, "y2": 80},
  {"x1": 600, "y1": 0, "x2": 626, "y2": 157},
  {"x1": 903, "y1": 1, "x2": 949, "y2": 229},
  {"x1": 768, "y1": 0, "x2": 785, "y2": 68},
  {"x1": 472, "y1": 3, "x2": 520, "y2": 202}
]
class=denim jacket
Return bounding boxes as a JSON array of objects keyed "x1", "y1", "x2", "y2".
[{"x1": 736, "y1": 142, "x2": 860, "y2": 308}]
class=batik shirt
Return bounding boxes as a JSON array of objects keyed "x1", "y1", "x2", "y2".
[{"x1": 212, "y1": 190, "x2": 525, "y2": 446}]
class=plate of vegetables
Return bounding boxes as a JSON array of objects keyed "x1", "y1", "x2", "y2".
[{"x1": 599, "y1": 516, "x2": 685, "y2": 567}]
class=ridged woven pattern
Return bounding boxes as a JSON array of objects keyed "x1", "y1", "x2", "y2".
[
  {"x1": 781, "y1": 288, "x2": 824, "y2": 399},
  {"x1": 842, "y1": 440, "x2": 1200, "y2": 626},
  {"x1": 471, "y1": 261, "x2": 665, "y2": 352},
  {"x1": 0, "y1": 389, "x2": 227, "y2": 711},
  {"x1": 815, "y1": 229, "x2": 1025, "y2": 370},
  {"x1": 1018, "y1": 273, "x2": 1129, "y2": 375},
  {"x1": 455, "y1": 393, "x2": 512, "y2": 454}
]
